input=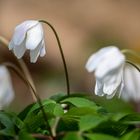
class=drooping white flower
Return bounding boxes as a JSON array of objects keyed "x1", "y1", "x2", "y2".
[
  {"x1": 85, "y1": 46, "x2": 125, "y2": 99},
  {"x1": 0, "y1": 66, "x2": 14, "y2": 109},
  {"x1": 9, "y1": 20, "x2": 46, "y2": 63},
  {"x1": 121, "y1": 64, "x2": 140, "y2": 102}
]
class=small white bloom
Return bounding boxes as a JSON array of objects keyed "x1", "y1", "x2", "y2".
[
  {"x1": 9, "y1": 20, "x2": 46, "y2": 63},
  {"x1": 85, "y1": 46, "x2": 125, "y2": 99},
  {"x1": 121, "y1": 64, "x2": 140, "y2": 102},
  {"x1": 0, "y1": 66, "x2": 14, "y2": 109}
]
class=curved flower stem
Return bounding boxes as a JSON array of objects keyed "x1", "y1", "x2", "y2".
[
  {"x1": 121, "y1": 49, "x2": 140, "y2": 60},
  {"x1": 0, "y1": 36, "x2": 37, "y2": 101},
  {"x1": 2, "y1": 62, "x2": 53, "y2": 137},
  {"x1": 126, "y1": 60, "x2": 140, "y2": 72},
  {"x1": 39, "y1": 20, "x2": 70, "y2": 96}
]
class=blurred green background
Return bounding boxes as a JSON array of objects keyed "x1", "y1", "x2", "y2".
[{"x1": 0, "y1": 0, "x2": 140, "y2": 112}]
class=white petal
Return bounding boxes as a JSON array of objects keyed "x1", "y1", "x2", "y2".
[
  {"x1": 30, "y1": 40, "x2": 43, "y2": 63},
  {"x1": 85, "y1": 46, "x2": 122, "y2": 73},
  {"x1": 121, "y1": 64, "x2": 140, "y2": 102},
  {"x1": 85, "y1": 47, "x2": 112, "y2": 72},
  {"x1": 13, "y1": 40, "x2": 26, "y2": 59},
  {"x1": 13, "y1": 20, "x2": 38, "y2": 45},
  {"x1": 118, "y1": 81, "x2": 124, "y2": 98},
  {"x1": 103, "y1": 69, "x2": 123, "y2": 95},
  {"x1": 26, "y1": 23, "x2": 44, "y2": 50},
  {"x1": 106, "y1": 88, "x2": 117, "y2": 99},
  {"x1": 95, "y1": 79, "x2": 104, "y2": 96},
  {"x1": 106, "y1": 81, "x2": 124, "y2": 99},
  {"x1": 40, "y1": 41, "x2": 46, "y2": 57},
  {"x1": 95, "y1": 49, "x2": 125, "y2": 79}
]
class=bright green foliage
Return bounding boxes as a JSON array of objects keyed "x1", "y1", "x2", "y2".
[
  {"x1": 61, "y1": 97, "x2": 97, "y2": 107},
  {"x1": 85, "y1": 133, "x2": 119, "y2": 140},
  {"x1": 18, "y1": 131, "x2": 35, "y2": 140},
  {"x1": 121, "y1": 129, "x2": 140, "y2": 140},
  {"x1": 79, "y1": 115, "x2": 108, "y2": 131},
  {"x1": 62, "y1": 132, "x2": 84, "y2": 140},
  {"x1": 0, "y1": 94, "x2": 140, "y2": 140}
]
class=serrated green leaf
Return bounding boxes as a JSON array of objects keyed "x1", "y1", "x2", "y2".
[
  {"x1": 110, "y1": 113, "x2": 130, "y2": 122},
  {"x1": 18, "y1": 103, "x2": 34, "y2": 120},
  {"x1": 65, "y1": 107, "x2": 97, "y2": 117},
  {"x1": 95, "y1": 97, "x2": 134, "y2": 113},
  {"x1": 91, "y1": 121, "x2": 130, "y2": 137},
  {"x1": 23, "y1": 111, "x2": 46, "y2": 132},
  {"x1": 62, "y1": 132, "x2": 84, "y2": 140},
  {"x1": 53, "y1": 104, "x2": 64, "y2": 116},
  {"x1": 56, "y1": 117, "x2": 79, "y2": 133},
  {"x1": 79, "y1": 115, "x2": 108, "y2": 131},
  {"x1": 61, "y1": 97, "x2": 97, "y2": 108},
  {"x1": 57, "y1": 107, "x2": 100, "y2": 133},
  {"x1": 43, "y1": 103, "x2": 64, "y2": 117},
  {"x1": 85, "y1": 133, "x2": 119, "y2": 140},
  {"x1": 27, "y1": 99, "x2": 56, "y2": 115},
  {"x1": 120, "y1": 129, "x2": 140, "y2": 140},
  {"x1": 0, "y1": 112, "x2": 23, "y2": 136},
  {"x1": 22, "y1": 103, "x2": 63, "y2": 133},
  {"x1": 119, "y1": 113, "x2": 140, "y2": 125}
]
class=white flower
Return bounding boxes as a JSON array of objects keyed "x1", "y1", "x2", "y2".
[
  {"x1": 85, "y1": 46, "x2": 125, "y2": 99},
  {"x1": 0, "y1": 66, "x2": 14, "y2": 109},
  {"x1": 121, "y1": 64, "x2": 140, "y2": 102},
  {"x1": 9, "y1": 20, "x2": 46, "y2": 63}
]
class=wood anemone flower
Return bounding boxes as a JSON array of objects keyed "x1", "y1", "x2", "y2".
[
  {"x1": 85, "y1": 46, "x2": 125, "y2": 99},
  {"x1": 9, "y1": 20, "x2": 46, "y2": 63},
  {"x1": 0, "y1": 66, "x2": 14, "y2": 109}
]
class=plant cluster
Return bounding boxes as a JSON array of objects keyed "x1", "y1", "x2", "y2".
[{"x1": 0, "y1": 19, "x2": 140, "y2": 140}]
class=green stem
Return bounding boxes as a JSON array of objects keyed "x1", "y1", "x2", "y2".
[
  {"x1": 126, "y1": 60, "x2": 140, "y2": 72},
  {"x1": 39, "y1": 20, "x2": 70, "y2": 96},
  {"x1": 3, "y1": 62, "x2": 53, "y2": 137}
]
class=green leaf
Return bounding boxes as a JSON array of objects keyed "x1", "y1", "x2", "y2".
[
  {"x1": 119, "y1": 113, "x2": 140, "y2": 125},
  {"x1": 23, "y1": 111, "x2": 46, "y2": 132},
  {"x1": 79, "y1": 115, "x2": 108, "y2": 131},
  {"x1": 18, "y1": 131, "x2": 35, "y2": 140},
  {"x1": 27, "y1": 99, "x2": 56, "y2": 115},
  {"x1": 85, "y1": 133, "x2": 119, "y2": 140},
  {"x1": 61, "y1": 97, "x2": 97, "y2": 108},
  {"x1": 91, "y1": 121, "x2": 130, "y2": 137},
  {"x1": 110, "y1": 113, "x2": 130, "y2": 122},
  {"x1": 18, "y1": 103, "x2": 34, "y2": 120},
  {"x1": 23, "y1": 103, "x2": 63, "y2": 133},
  {"x1": 0, "y1": 112, "x2": 23, "y2": 136},
  {"x1": 121, "y1": 129, "x2": 140, "y2": 140},
  {"x1": 65, "y1": 107, "x2": 97, "y2": 117},
  {"x1": 57, "y1": 107, "x2": 100, "y2": 133},
  {"x1": 43, "y1": 103, "x2": 64, "y2": 117},
  {"x1": 62, "y1": 132, "x2": 84, "y2": 140},
  {"x1": 56, "y1": 117, "x2": 79, "y2": 133},
  {"x1": 50, "y1": 93, "x2": 66, "y2": 102},
  {"x1": 94, "y1": 97, "x2": 134, "y2": 113}
]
